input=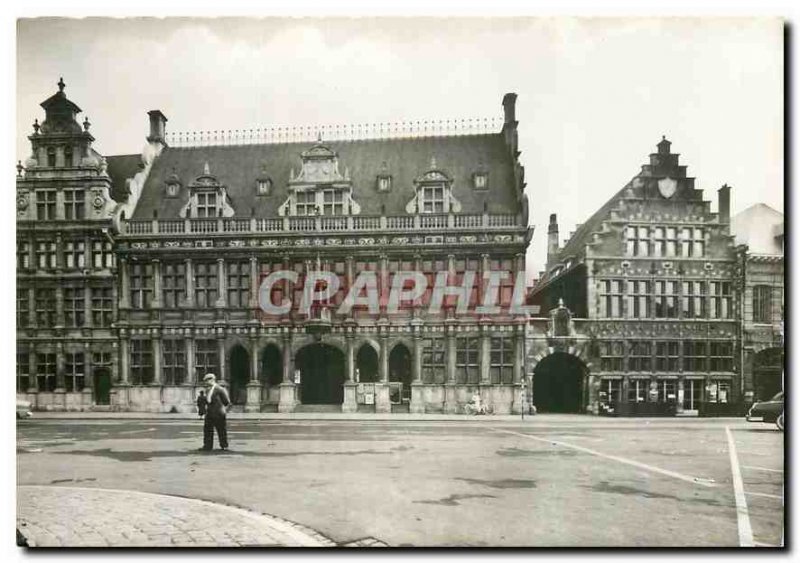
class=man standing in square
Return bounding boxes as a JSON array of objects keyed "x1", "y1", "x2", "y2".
[{"x1": 199, "y1": 373, "x2": 230, "y2": 451}]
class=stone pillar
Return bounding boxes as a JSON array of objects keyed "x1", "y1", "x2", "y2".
[
  {"x1": 410, "y1": 334, "x2": 425, "y2": 414},
  {"x1": 55, "y1": 286, "x2": 64, "y2": 329},
  {"x1": 27, "y1": 350, "x2": 37, "y2": 393},
  {"x1": 152, "y1": 331, "x2": 162, "y2": 385},
  {"x1": 185, "y1": 334, "x2": 195, "y2": 385},
  {"x1": 246, "y1": 337, "x2": 262, "y2": 413},
  {"x1": 119, "y1": 258, "x2": 131, "y2": 309},
  {"x1": 676, "y1": 377, "x2": 685, "y2": 414},
  {"x1": 375, "y1": 336, "x2": 392, "y2": 413},
  {"x1": 119, "y1": 333, "x2": 130, "y2": 385},
  {"x1": 82, "y1": 343, "x2": 93, "y2": 409},
  {"x1": 278, "y1": 334, "x2": 296, "y2": 413},
  {"x1": 55, "y1": 342, "x2": 66, "y2": 391},
  {"x1": 216, "y1": 258, "x2": 226, "y2": 308},
  {"x1": 151, "y1": 259, "x2": 162, "y2": 308},
  {"x1": 217, "y1": 337, "x2": 227, "y2": 384},
  {"x1": 444, "y1": 327, "x2": 458, "y2": 414},
  {"x1": 248, "y1": 256, "x2": 259, "y2": 310},
  {"x1": 27, "y1": 287, "x2": 36, "y2": 328},
  {"x1": 184, "y1": 258, "x2": 194, "y2": 307},
  {"x1": 342, "y1": 335, "x2": 358, "y2": 413},
  {"x1": 479, "y1": 330, "x2": 491, "y2": 385}
]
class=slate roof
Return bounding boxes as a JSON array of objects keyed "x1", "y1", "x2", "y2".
[
  {"x1": 106, "y1": 154, "x2": 143, "y2": 203},
  {"x1": 125, "y1": 133, "x2": 519, "y2": 220}
]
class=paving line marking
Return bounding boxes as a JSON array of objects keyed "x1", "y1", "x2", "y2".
[
  {"x1": 491, "y1": 427, "x2": 716, "y2": 487},
  {"x1": 745, "y1": 491, "x2": 783, "y2": 501},
  {"x1": 725, "y1": 426, "x2": 754, "y2": 548},
  {"x1": 743, "y1": 466, "x2": 783, "y2": 474}
]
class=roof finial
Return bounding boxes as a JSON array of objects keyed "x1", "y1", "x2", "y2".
[
  {"x1": 32, "y1": 118, "x2": 40, "y2": 135},
  {"x1": 558, "y1": 297, "x2": 565, "y2": 308},
  {"x1": 203, "y1": 161, "x2": 210, "y2": 176},
  {"x1": 662, "y1": 135, "x2": 666, "y2": 140},
  {"x1": 316, "y1": 131, "x2": 322, "y2": 143},
  {"x1": 58, "y1": 77, "x2": 65, "y2": 93}
]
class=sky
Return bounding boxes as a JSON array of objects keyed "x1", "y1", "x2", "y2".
[{"x1": 15, "y1": 17, "x2": 783, "y2": 279}]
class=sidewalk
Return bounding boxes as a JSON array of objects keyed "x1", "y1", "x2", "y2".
[{"x1": 17, "y1": 485, "x2": 336, "y2": 547}]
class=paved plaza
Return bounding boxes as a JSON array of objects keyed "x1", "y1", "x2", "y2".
[{"x1": 16, "y1": 415, "x2": 784, "y2": 547}]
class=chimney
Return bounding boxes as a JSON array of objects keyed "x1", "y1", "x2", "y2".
[
  {"x1": 501, "y1": 92, "x2": 519, "y2": 160},
  {"x1": 718, "y1": 184, "x2": 731, "y2": 224},
  {"x1": 147, "y1": 110, "x2": 168, "y2": 144},
  {"x1": 502, "y1": 93, "x2": 517, "y2": 125},
  {"x1": 547, "y1": 213, "x2": 559, "y2": 266}
]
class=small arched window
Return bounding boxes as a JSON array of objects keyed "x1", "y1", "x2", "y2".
[
  {"x1": 64, "y1": 145, "x2": 73, "y2": 167},
  {"x1": 47, "y1": 147, "x2": 56, "y2": 168}
]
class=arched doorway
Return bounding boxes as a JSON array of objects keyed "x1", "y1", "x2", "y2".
[
  {"x1": 94, "y1": 368, "x2": 111, "y2": 406},
  {"x1": 229, "y1": 345, "x2": 250, "y2": 405},
  {"x1": 296, "y1": 344, "x2": 345, "y2": 404},
  {"x1": 753, "y1": 347, "x2": 783, "y2": 401},
  {"x1": 389, "y1": 344, "x2": 412, "y2": 402},
  {"x1": 532, "y1": 352, "x2": 587, "y2": 413},
  {"x1": 261, "y1": 345, "x2": 283, "y2": 387},
  {"x1": 356, "y1": 344, "x2": 378, "y2": 383}
]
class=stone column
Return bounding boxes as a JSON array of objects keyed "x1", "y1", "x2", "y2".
[
  {"x1": 217, "y1": 337, "x2": 227, "y2": 384},
  {"x1": 27, "y1": 351, "x2": 37, "y2": 394},
  {"x1": 54, "y1": 343, "x2": 66, "y2": 409},
  {"x1": 248, "y1": 256, "x2": 259, "y2": 310},
  {"x1": 55, "y1": 287, "x2": 64, "y2": 329},
  {"x1": 152, "y1": 331, "x2": 162, "y2": 386},
  {"x1": 119, "y1": 258, "x2": 131, "y2": 309},
  {"x1": 375, "y1": 335, "x2": 391, "y2": 413},
  {"x1": 342, "y1": 334, "x2": 358, "y2": 413},
  {"x1": 185, "y1": 334, "x2": 195, "y2": 385},
  {"x1": 410, "y1": 333, "x2": 425, "y2": 414},
  {"x1": 278, "y1": 333, "x2": 296, "y2": 413},
  {"x1": 444, "y1": 326, "x2": 458, "y2": 413},
  {"x1": 82, "y1": 343, "x2": 93, "y2": 407},
  {"x1": 27, "y1": 288, "x2": 36, "y2": 328},
  {"x1": 479, "y1": 330, "x2": 491, "y2": 385},
  {"x1": 245, "y1": 337, "x2": 262, "y2": 413},
  {"x1": 119, "y1": 333, "x2": 130, "y2": 385},
  {"x1": 83, "y1": 286, "x2": 92, "y2": 329},
  {"x1": 676, "y1": 377, "x2": 685, "y2": 414},
  {"x1": 151, "y1": 259, "x2": 162, "y2": 308},
  {"x1": 184, "y1": 258, "x2": 194, "y2": 307},
  {"x1": 216, "y1": 258, "x2": 226, "y2": 308}
]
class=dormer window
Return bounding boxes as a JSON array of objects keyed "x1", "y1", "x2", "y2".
[
  {"x1": 473, "y1": 172, "x2": 488, "y2": 190},
  {"x1": 322, "y1": 189, "x2": 344, "y2": 215},
  {"x1": 257, "y1": 178, "x2": 272, "y2": 196},
  {"x1": 196, "y1": 193, "x2": 217, "y2": 218},
  {"x1": 295, "y1": 191, "x2": 316, "y2": 216},
  {"x1": 377, "y1": 175, "x2": 392, "y2": 192},
  {"x1": 166, "y1": 183, "x2": 180, "y2": 197},
  {"x1": 421, "y1": 185, "x2": 445, "y2": 214}
]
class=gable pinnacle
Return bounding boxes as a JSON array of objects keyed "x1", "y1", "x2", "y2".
[
  {"x1": 203, "y1": 161, "x2": 210, "y2": 176},
  {"x1": 58, "y1": 77, "x2": 65, "y2": 93}
]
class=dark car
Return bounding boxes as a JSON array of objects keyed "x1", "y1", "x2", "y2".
[{"x1": 746, "y1": 391, "x2": 784, "y2": 430}]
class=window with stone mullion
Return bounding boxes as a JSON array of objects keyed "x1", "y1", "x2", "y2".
[
  {"x1": 130, "y1": 339, "x2": 154, "y2": 385},
  {"x1": 63, "y1": 189, "x2": 85, "y2": 220},
  {"x1": 193, "y1": 262, "x2": 218, "y2": 308},
  {"x1": 17, "y1": 288, "x2": 29, "y2": 328},
  {"x1": 421, "y1": 338, "x2": 446, "y2": 384},
  {"x1": 36, "y1": 190, "x2": 56, "y2": 221},
  {"x1": 455, "y1": 336, "x2": 480, "y2": 384},
  {"x1": 63, "y1": 287, "x2": 85, "y2": 327},
  {"x1": 36, "y1": 353, "x2": 57, "y2": 392},
  {"x1": 194, "y1": 339, "x2": 219, "y2": 382},
  {"x1": 64, "y1": 352, "x2": 85, "y2": 392},
  {"x1": 130, "y1": 262, "x2": 154, "y2": 309},
  {"x1": 17, "y1": 352, "x2": 30, "y2": 392},
  {"x1": 753, "y1": 285, "x2": 773, "y2": 323},
  {"x1": 35, "y1": 289, "x2": 56, "y2": 327},
  {"x1": 226, "y1": 261, "x2": 250, "y2": 308},
  {"x1": 162, "y1": 339, "x2": 186, "y2": 385},
  {"x1": 91, "y1": 287, "x2": 114, "y2": 326},
  {"x1": 490, "y1": 336, "x2": 514, "y2": 384},
  {"x1": 162, "y1": 262, "x2": 186, "y2": 309}
]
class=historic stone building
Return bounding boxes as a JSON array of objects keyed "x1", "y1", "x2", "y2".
[
  {"x1": 17, "y1": 80, "x2": 533, "y2": 413},
  {"x1": 731, "y1": 204, "x2": 784, "y2": 404},
  {"x1": 528, "y1": 138, "x2": 741, "y2": 415},
  {"x1": 16, "y1": 79, "x2": 120, "y2": 410}
]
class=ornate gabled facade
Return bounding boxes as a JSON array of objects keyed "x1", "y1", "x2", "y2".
[
  {"x1": 527, "y1": 138, "x2": 741, "y2": 416},
  {"x1": 17, "y1": 84, "x2": 534, "y2": 413},
  {"x1": 731, "y1": 204, "x2": 784, "y2": 403},
  {"x1": 16, "y1": 79, "x2": 121, "y2": 410}
]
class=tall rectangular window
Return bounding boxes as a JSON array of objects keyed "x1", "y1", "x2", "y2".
[
  {"x1": 421, "y1": 338, "x2": 446, "y2": 383},
  {"x1": 17, "y1": 352, "x2": 30, "y2": 392},
  {"x1": 681, "y1": 281, "x2": 706, "y2": 319},
  {"x1": 92, "y1": 240, "x2": 114, "y2": 269},
  {"x1": 322, "y1": 190, "x2": 344, "y2": 216},
  {"x1": 63, "y1": 287, "x2": 85, "y2": 327},
  {"x1": 627, "y1": 379, "x2": 647, "y2": 403},
  {"x1": 195, "y1": 192, "x2": 217, "y2": 218},
  {"x1": 709, "y1": 282, "x2": 732, "y2": 319},
  {"x1": 63, "y1": 189, "x2": 85, "y2": 220},
  {"x1": 295, "y1": 191, "x2": 316, "y2": 215},
  {"x1": 600, "y1": 280, "x2": 624, "y2": 318},
  {"x1": 91, "y1": 286, "x2": 114, "y2": 327},
  {"x1": 692, "y1": 228, "x2": 705, "y2": 257},
  {"x1": 655, "y1": 341, "x2": 679, "y2": 372},
  {"x1": 130, "y1": 262, "x2": 154, "y2": 309},
  {"x1": 628, "y1": 341, "x2": 652, "y2": 372},
  {"x1": 626, "y1": 280, "x2": 651, "y2": 319},
  {"x1": 36, "y1": 190, "x2": 56, "y2": 220},
  {"x1": 195, "y1": 339, "x2": 219, "y2": 382},
  {"x1": 36, "y1": 353, "x2": 57, "y2": 391},
  {"x1": 665, "y1": 227, "x2": 678, "y2": 257},
  {"x1": 753, "y1": 285, "x2": 773, "y2": 323},
  {"x1": 17, "y1": 240, "x2": 31, "y2": 269},
  {"x1": 654, "y1": 280, "x2": 678, "y2": 318},
  {"x1": 599, "y1": 379, "x2": 622, "y2": 408},
  {"x1": 653, "y1": 227, "x2": 666, "y2": 257},
  {"x1": 64, "y1": 240, "x2": 86, "y2": 269},
  {"x1": 226, "y1": 261, "x2": 250, "y2": 308},
  {"x1": 130, "y1": 339, "x2": 154, "y2": 385},
  {"x1": 490, "y1": 337, "x2": 514, "y2": 384},
  {"x1": 17, "y1": 288, "x2": 29, "y2": 328},
  {"x1": 709, "y1": 341, "x2": 733, "y2": 372},
  {"x1": 35, "y1": 289, "x2": 56, "y2": 327},
  {"x1": 656, "y1": 380, "x2": 677, "y2": 403},
  {"x1": 683, "y1": 340, "x2": 707, "y2": 372},
  {"x1": 600, "y1": 341, "x2": 624, "y2": 372},
  {"x1": 64, "y1": 352, "x2": 85, "y2": 392},
  {"x1": 194, "y1": 262, "x2": 218, "y2": 308},
  {"x1": 625, "y1": 226, "x2": 650, "y2": 257},
  {"x1": 455, "y1": 336, "x2": 480, "y2": 384},
  {"x1": 162, "y1": 339, "x2": 186, "y2": 385},
  {"x1": 162, "y1": 262, "x2": 186, "y2": 308},
  {"x1": 683, "y1": 379, "x2": 702, "y2": 410},
  {"x1": 36, "y1": 240, "x2": 57, "y2": 269},
  {"x1": 421, "y1": 186, "x2": 445, "y2": 214}
]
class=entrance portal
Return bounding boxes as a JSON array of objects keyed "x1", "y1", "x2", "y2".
[
  {"x1": 532, "y1": 352, "x2": 587, "y2": 413},
  {"x1": 296, "y1": 344, "x2": 345, "y2": 404},
  {"x1": 753, "y1": 348, "x2": 783, "y2": 401},
  {"x1": 389, "y1": 344, "x2": 412, "y2": 402},
  {"x1": 230, "y1": 345, "x2": 249, "y2": 405},
  {"x1": 94, "y1": 368, "x2": 111, "y2": 405}
]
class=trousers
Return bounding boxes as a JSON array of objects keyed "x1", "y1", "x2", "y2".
[{"x1": 203, "y1": 414, "x2": 228, "y2": 449}]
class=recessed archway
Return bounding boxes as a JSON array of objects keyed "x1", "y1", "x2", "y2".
[
  {"x1": 532, "y1": 352, "x2": 587, "y2": 413},
  {"x1": 229, "y1": 345, "x2": 250, "y2": 405},
  {"x1": 261, "y1": 344, "x2": 283, "y2": 387},
  {"x1": 389, "y1": 344, "x2": 412, "y2": 402},
  {"x1": 356, "y1": 344, "x2": 378, "y2": 383},
  {"x1": 296, "y1": 343, "x2": 345, "y2": 404}
]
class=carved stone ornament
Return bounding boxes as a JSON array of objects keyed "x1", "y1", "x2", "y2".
[
  {"x1": 658, "y1": 177, "x2": 678, "y2": 199},
  {"x1": 16, "y1": 194, "x2": 28, "y2": 211},
  {"x1": 92, "y1": 194, "x2": 105, "y2": 209}
]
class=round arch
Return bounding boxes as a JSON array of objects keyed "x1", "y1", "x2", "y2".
[
  {"x1": 356, "y1": 343, "x2": 378, "y2": 383},
  {"x1": 295, "y1": 343, "x2": 345, "y2": 405},
  {"x1": 532, "y1": 351, "x2": 588, "y2": 413}
]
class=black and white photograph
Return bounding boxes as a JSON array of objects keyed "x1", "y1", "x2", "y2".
[{"x1": 12, "y1": 7, "x2": 786, "y2": 550}]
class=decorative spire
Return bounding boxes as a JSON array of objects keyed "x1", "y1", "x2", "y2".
[
  {"x1": 58, "y1": 77, "x2": 65, "y2": 93},
  {"x1": 32, "y1": 119, "x2": 40, "y2": 135},
  {"x1": 16, "y1": 161, "x2": 24, "y2": 177}
]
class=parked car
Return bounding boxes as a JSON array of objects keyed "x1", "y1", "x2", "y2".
[
  {"x1": 16, "y1": 399, "x2": 33, "y2": 419},
  {"x1": 746, "y1": 391, "x2": 783, "y2": 430}
]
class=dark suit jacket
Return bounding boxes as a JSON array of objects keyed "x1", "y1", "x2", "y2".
[
  {"x1": 206, "y1": 385, "x2": 230, "y2": 419},
  {"x1": 196, "y1": 394, "x2": 207, "y2": 416}
]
